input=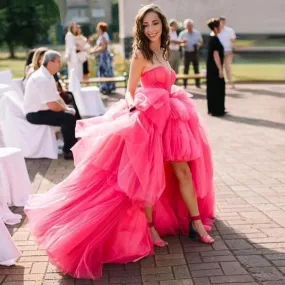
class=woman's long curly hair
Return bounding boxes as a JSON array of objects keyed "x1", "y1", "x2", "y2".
[{"x1": 132, "y1": 4, "x2": 170, "y2": 62}]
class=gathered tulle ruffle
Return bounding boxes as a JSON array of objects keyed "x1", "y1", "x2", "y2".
[
  {"x1": 163, "y1": 86, "x2": 203, "y2": 161},
  {"x1": 71, "y1": 87, "x2": 171, "y2": 206}
]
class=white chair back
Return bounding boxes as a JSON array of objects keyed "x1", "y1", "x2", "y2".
[
  {"x1": 0, "y1": 70, "x2": 13, "y2": 85},
  {"x1": 0, "y1": 84, "x2": 11, "y2": 98},
  {"x1": 0, "y1": 91, "x2": 25, "y2": 120},
  {"x1": 12, "y1": 78, "x2": 24, "y2": 99},
  {"x1": 0, "y1": 126, "x2": 4, "y2": 147},
  {"x1": 0, "y1": 71, "x2": 24, "y2": 102}
]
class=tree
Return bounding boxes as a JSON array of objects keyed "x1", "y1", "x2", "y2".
[
  {"x1": 110, "y1": 0, "x2": 119, "y2": 36},
  {"x1": 0, "y1": 0, "x2": 60, "y2": 58}
]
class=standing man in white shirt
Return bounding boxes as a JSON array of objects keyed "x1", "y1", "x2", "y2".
[
  {"x1": 218, "y1": 16, "x2": 236, "y2": 87},
  {"x1": 169, "y1": 19, "x2": 183, "y2": 74},
  {"x1": 24, "y1": 50, "x2": 77, "y2": 160},
  {"x1": 179, "y1": 19, "x2": 203, "y2": 88}
]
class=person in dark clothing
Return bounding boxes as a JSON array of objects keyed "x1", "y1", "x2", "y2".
[
  {"x1": 24, "y1": 49, "x2": 36, "y2": 77},
  {"x1": 179, "y1": 19, "x2": 203, "y2": 88},
  {"x1": 206, "y1": 18, "x2": 226, "y2": 117}
]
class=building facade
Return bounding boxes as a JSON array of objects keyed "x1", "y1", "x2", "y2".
[{"x1": 60, "y1": 0, "x2": 112, "y2": 34}]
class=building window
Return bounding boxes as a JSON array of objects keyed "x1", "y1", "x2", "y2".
[
  {"x1": 78, "y1": 9, "x2": 88, "y2": 17},
  {"x1": 92, "y1": 8, "x2": 105, "y2": 18},
  {"x1": 69, "y1": 8, "x2": 88, "y2": 18}
]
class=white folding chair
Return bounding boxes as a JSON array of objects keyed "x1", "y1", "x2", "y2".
[
  {"x1": 0, "y1": 90, "x2": 58, "y2": 159},
  {"x1": 0, "y1": 70, "x2": 24, "y2": 101}
]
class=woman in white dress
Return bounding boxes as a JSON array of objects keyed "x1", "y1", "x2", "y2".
[
  {"x1": 75, "y1": 25, "x2": 90, "y2": 81},
  {"x1": 65, "y1": 22, "x2": 82, "y2": 80}
]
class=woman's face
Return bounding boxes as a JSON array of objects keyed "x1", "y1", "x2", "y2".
[
  {"x1": 96, "y1": 26, "x2": 103, "y2": 35},
  {"x1": 38, "y1": 55, "x2": 44, "y2": 66},
  {"x1": 170, "y1": 23, "x2": 178, "y2": 31},
  {"x1": 76, "y1": 25, "x2": 81, "y2": 35},
  {"x1": 71, "y1": 23, "x2": 77, "y2": 34},
  {"x1": 143, "y1": 11, "x2": 162, "y2": 43}
]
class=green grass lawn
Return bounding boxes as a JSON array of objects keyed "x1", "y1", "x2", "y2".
[
  {"x1": 1, "y1": 51, "x2": 284, "y2": 82},
  {"x1": 0, "y1": 58, "x2": 26, "y2": 78},
  {"x1": 232, "y1": 64, "x2": 284, "y2": 81},
  {"x1": 178, "y1": 62, "x2": 284, "y2": 82},
  {"x1": 235, "y1": 39, "x2": 285, "y2": 48}
]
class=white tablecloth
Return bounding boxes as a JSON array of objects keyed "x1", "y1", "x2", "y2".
[
  {"x1": 68, "y1": 69, "x2": 105, "y2": 117},
  {"x1": 81, "y1": 86, "x2": 106, "y2": 117},
  {"x1": 0, "y1": 219, "x2": 21, "y2": 266},
  {"x1": 0, "y1": 147, "x2": 32, "y2": 225}
]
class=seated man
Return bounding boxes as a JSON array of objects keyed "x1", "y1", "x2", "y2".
[{"x1": 24, "y1": 50, "x2": 77, "y2": 160}]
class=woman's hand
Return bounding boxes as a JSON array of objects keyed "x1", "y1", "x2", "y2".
[
  {"x1": 65, "y1": 106, "x2": 76, "y2": 116},
  {"x1": 89, "y1": 47, "x2": 98, "y2": 54},
  {"x1": 129, "y1": 105, "x2": 137, "y2": 112},
  {"x1": 219, "y1": 69, "x2": 224, "y2": 78}
]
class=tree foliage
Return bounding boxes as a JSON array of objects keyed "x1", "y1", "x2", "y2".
[{"x1": 0, "y1": 0, "x2": 60, "y2": 58}]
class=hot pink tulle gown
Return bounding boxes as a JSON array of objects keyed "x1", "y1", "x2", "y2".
[{"x1": 25, "y1": 66, "x2": 215, "y2": 279}]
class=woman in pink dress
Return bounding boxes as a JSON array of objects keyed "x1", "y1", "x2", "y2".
[{"x1": 25, "y1": 4, "x2": 215, "y2": 280}]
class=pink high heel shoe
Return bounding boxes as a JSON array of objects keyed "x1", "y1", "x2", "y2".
[
  {"x1": 189, "y1": 215, "x2": 214, "y2": 244},
  {"x1": 148, "y1": 222, "x2": 168, "y2": 247}
]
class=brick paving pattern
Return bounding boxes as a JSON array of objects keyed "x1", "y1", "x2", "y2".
[{"x1": 1, "y1": 84, "x2": 285, "y2": 285}]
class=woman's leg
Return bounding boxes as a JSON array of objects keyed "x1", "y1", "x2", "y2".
[
  {"x1": 83, "y1": 61, "x2": 89, "y2": 82},
  {"x1": 171, "y1": 161, "x2": 214, "y2": 241},
  {"x1": 83, "y1": 73, "x2": 89, "y2": 81},
  {"x1": 145, "y1": 206, "x2": 168, "y2": 247}
]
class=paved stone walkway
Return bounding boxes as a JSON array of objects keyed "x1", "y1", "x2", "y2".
[{"x1": 1, "y1": 84, "x2": 285, "y2": 285}]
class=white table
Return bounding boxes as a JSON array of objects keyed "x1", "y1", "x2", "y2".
[{"x1": 81, "y1": 86, "x2": 106, "y2": 117}]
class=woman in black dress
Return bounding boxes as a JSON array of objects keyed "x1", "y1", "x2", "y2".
[{"x1": 206, "y1": 18, "x2": 226, "y2": 116}]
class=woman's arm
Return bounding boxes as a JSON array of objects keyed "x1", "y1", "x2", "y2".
[
  {"x1": 91, "y1": 36, "x2": 108, "y2": 54},
  {"x1": 95, "y1": 36, "x2": 108, "y2": 53},
  {"x1": 65, "y1": 33, "x2": 75, "y2": 61},
  {"x1": 125, "y1": 52, "x2": 147, "y2": 107},
  {"x1": 213, "y1": 51, "x2": 223, "y2": 78}
]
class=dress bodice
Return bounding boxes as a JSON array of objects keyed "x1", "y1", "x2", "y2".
[
  {"x1": 140, "y1": 66, "x2": 176, "y2": 92},
  {"x1": 96, "y1": 32, "x2": 110, "y2": 47}
]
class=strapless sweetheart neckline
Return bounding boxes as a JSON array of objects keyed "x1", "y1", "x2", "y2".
[{"x1": 142, "y1": 65, "x2": 174, "y2": 77}]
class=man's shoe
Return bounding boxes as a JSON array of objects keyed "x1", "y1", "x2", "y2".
[{"x1": 64, "y1": 151, "x2": 74, "y2": 160}]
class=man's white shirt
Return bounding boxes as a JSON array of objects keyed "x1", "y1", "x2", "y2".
[
  {"x1": 24, "y1": 66, "x2": 61, "y2": 114},
  {"x1": 218, "y1": 26, "x2": 236, "y2": 52}
]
